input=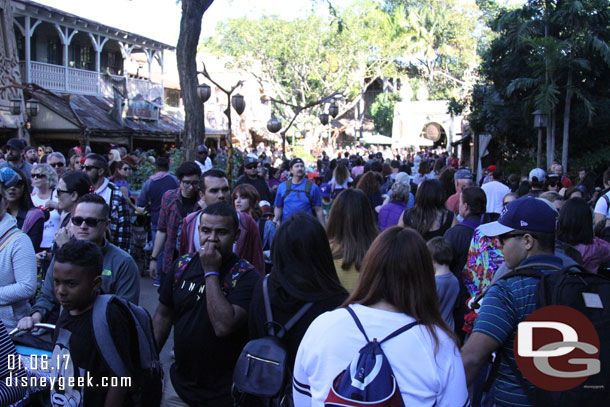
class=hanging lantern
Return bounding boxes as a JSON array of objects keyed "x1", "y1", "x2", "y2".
[
  {"x1": 197, "y1": 83, "x2": 212, "y2": 103},
  {"x1": 26, "y1": 99, "x2": 39, "y2": 117},
  {"x1": 329, "y1": 102, "x2": 339, "y2": 118},
  {"x1": 319, "y1": 112, "x2": 329, "y2": 126},
  {"x1": 232, "y1": 94, "x2": 246, "y2": 115},
  {"x1": 267, "y1": 117, "x2": 282, "y2": 133},
  {"x1": 9, "y1": 99, "x2": 21, "y2": 115}
]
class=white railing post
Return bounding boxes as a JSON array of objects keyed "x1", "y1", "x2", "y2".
[{"x1": 24, "y1": 17, "x2": 30, "y2": 83}]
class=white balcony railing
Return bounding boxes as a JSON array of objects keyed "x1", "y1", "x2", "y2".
[
  {"x1": 67, "y1": 67, "x2": 98, "y2": 94},
  {"x1": 22, "y1": 61, "x2": 163, "y2": 101},
  {"x1": 31, "y1": 61, "x2": 64, "y2": 91}
]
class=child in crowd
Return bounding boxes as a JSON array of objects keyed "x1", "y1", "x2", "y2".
[
  {"x1": 320, "y1": 183, "x2": 333, "y2": 222},
  {"x1": 427, "y1": 237, "x2": 460, "y2": 330},
  {"x1": 50, "y1": 239, "x2": 138, "y2": 407}
]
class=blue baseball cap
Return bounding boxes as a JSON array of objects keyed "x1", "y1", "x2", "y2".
[
  {"x1": 0, "y1": 167, "x2": 21, "y2": 188},
  {"x1": 320, "y1": 183, "x2": 332, "y2": 198},
  {"x1": 478, "y1": 197, "x2": 558, "y2": 237},
  {"x1": 454, "y1": 169, "x2": 473, "y2": 180}
]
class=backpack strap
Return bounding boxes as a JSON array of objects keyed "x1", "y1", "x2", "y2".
[
  {"x1": 262, "y1": 275, "x2": 312, "y2": 339},
  {"x1": 345, "y1": 306, "x2": 420, "y2": 344},
  {"x1": 345, "y1": 306, "x2": 371, "y2": 343},
  {"x1": 173, "y1": 253, "x2": 196, "y2": 285},
  {"x1": 92, "y1": 295, "x2": 130, "y2": 378},
  {"x1": 304, "y1": 179, "x2": 314, "y2": 208},
  {"x1": 258, "y1": 218, "x2": 267, "y2": 250},
  {"x1": 470, "y1": 263, "x2": 561, "y2": 311}
]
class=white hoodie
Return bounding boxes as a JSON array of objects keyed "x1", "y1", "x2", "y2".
[{"x1": 0, "y1": 214, "x2": 36, "y2": 330}]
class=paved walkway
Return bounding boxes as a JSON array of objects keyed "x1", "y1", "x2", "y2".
[{"x1": 139, "y1": 275, "x2": 174, "y2": 389}]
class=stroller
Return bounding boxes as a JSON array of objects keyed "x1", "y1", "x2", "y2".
[{"x1": 131, "y1": 209, "x2": 152, "y2": 277}]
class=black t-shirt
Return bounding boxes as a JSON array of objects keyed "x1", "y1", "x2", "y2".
[
  {"x1": 159, "y1": 253, "x2": 259, "y2": 406},
  {"x1": 51, "y1": 302, "x2": 136, "y2": 407},
  {"x1": 235, "y1": 175, "x2": 272, "y2": 203},
  {"x1": 181, "y1": 194, "x2": 198, "y2": 216},
  {"x1": 248, "y1": 277, "x2": 347, "y2": 369}
]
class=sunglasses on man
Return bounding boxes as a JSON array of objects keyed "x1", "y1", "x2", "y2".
[{"x1": 71, "y1": 216, "x2": 107, "y2": 227}]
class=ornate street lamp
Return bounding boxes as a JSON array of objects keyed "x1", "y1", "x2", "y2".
[
  {"x1": 26, "y1": 99, "x2": 39, "y2": 117},
  {"x1": 9, "y1": 99, "x2": 21, "y2": 115},
  {"x1": 232, "y1": 94, "x2": 246, "y2": 115},
  {"x1": 319, "y1": 112, "x2": 329, "y2": 126},
  {"x1": 329, "y1": 102, "x2": 339, "y2": 118},
  {"x1": 267, "y1": 117, "x2": 282, "y2": 133},
  {"x1": 197, "y1": 83, "x2": 211, "y2": 103}
]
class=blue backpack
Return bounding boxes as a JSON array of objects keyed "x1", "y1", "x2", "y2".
[{"x1": 324, "y1": 307, "x2": 420, "y2": 407}]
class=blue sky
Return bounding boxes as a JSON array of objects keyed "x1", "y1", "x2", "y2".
[{"x1": 34, "y1": 0, "x2": 358, "y2": 46}]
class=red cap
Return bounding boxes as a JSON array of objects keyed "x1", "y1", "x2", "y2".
[{"x1": 487, "y1": 165, "x2": 497, "y2": 173}]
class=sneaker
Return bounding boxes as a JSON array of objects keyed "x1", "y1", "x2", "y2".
[{"x1": 153, "y1": 279, "x2": 160, "y2": 287}]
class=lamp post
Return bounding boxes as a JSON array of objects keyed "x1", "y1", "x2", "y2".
[
  {"x1": 266, "y1": 92, "x2": 342, "y2": 159},
  {"x1": 533, "y1": 110, "x2": 548, "y2": 168},
  {"x1": 197, "y1": 64, "x2": 245, "y2": 185}
]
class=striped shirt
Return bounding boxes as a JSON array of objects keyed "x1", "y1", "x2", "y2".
[
  {"x1": 0, "y1": 320, "x2": 27, "y2": 404},
  {"x1": 472, "y1": 255, "x2": 563, "y2": 407}
]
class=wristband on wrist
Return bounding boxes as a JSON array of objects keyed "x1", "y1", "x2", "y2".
[{"x1": 204, "y1": 271, "x2": 219, "y2": 279}]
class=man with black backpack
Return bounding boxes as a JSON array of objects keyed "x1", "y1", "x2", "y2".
[
  {"x1": 461, "y1": 198, "x2": 571, "y2": 406},
  {"x1": 273, "y1": 158, "x2": 325, "y2": 226}
]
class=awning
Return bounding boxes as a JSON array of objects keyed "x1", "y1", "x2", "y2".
[
  {"x1": 24, "y1": 85, "x2": 186, "y2": 142},
  {"x1": 361, "y1": 134, "x2": 393, "y2": 145},
  {"x1": 451, "y1": 134, "x2": 471, "y2": 146}
]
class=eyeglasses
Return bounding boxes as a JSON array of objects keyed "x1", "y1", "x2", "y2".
[
  {"x1": 71, "y1": 217, "x2": 107, "y2": 227},
  {"x1": 197, "y1": 150, "x2": 207, "y2": 155},
  {"x1": 499, "y1": 232, "x2": 535, "y2": 245},
  {"x1": 181, "y1": 180, "x2": 200, "y2": 187},
  {"x1": 83, "y1": 165, "x2": 99, "y2": 171},
  {"x1": 50, "y1": 162, "x2": 65, "y2": 168},
  {"x1": 245, "y1": 164, "x2": 258, "y2": 170},
  {"x1": 56, "y1": 189, "x2": 71, "y2": 196},
  {"x1": 31, "y1": 173, "x2": 46, "y2": 179}
]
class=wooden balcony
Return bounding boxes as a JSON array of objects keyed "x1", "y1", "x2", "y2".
[{"x1": 20, "y1": 61, "x2": 163, "y2": 101}]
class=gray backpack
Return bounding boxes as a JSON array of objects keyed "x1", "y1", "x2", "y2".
[{"x1": 92, "y1": 295, "x2": 162, "y2": 407}]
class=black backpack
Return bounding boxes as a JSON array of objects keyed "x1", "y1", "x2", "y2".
[
  {"x1": 484, "y1": 264, "x2": 610, "y2": 406},
  {"x1": 92, "y1": 295, "x2": 163, "y2": 407},
  {"x1": 233, "y1": 275, "x2": 312, "y2": 407}
]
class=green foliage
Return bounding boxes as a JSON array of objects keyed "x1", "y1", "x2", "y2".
[
  {"x1": 469, "y1": 0, "x2": 610, "y2": 168},
  {"x1": 168, "y1": 147, "x2": 186, "y2": 175},
  {"x1": 370, "y1": 93, "x2": 400, "y2": 136},
  {"x1": 212, "y1": 149, "x2": 244, "y2": 187},
  {"x1": 447, "y1": 97, "x2": 467, "y2": 116},
  {"x1": 204, "y1": 0, "x2": 484, "y2": 136},
  {"x1": 128, "y1": 150, "x2": 156, "y2": 192},
  {"x1": 385, "y1": 0, "x2": 483, "y2": 100},
  {"x1": 128, "y1": 147, "x2": 186, "y2": 192}
]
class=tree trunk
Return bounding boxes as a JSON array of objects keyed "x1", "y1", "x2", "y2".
[
  {"x1": 562, "y1": 71, "x2": 573, "y2": 172},
  {"x1": 546, "y1": 114, "x2": 552, "y2": 169},
  {"x1": 177, "y1": 0, "x2": 214, "y2": 161},
  {"x1": 550, "y1": 107, "x2": 556, "y2": 165}
]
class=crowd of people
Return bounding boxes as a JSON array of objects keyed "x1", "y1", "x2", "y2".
[{"x1": 0, "y1": 137, "x2": 608, "y2": 407}]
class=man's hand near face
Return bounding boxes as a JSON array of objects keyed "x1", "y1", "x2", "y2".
[{"x1": 199, "y1": 240, "x2": 222, "y2": 272}]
